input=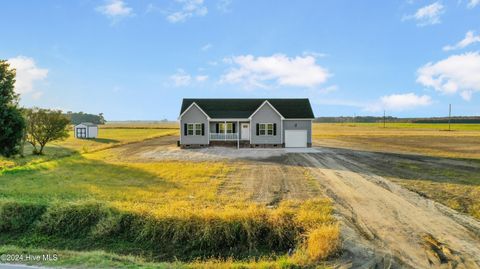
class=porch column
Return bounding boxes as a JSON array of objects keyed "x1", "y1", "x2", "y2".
[
  {"x1": 237, "y1": 121, "x2": 239, "y2": 149},
  {"x1": 224, "y1": 120, "x2": 226, "y2": 141}
]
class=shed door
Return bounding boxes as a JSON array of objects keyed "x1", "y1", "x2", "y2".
[
  {"x1": 285, "y1": 130, "x2": 307, "y2": 148},
  {"x1": 76, "y1": 128, "x2": 87, "y2": 138}
]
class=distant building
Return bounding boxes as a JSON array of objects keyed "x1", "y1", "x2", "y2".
[{"x1": 74, "y1": 122, "x2": 98, "y2": 139}]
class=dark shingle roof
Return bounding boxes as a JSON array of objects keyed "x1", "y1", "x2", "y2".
[{"x1": 180, "y1": 98, "x2": 314, "y2": 119}]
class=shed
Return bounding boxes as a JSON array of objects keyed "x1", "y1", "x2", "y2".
[{"x1": 74, "y1": 122, "x2": 98, "y2": 139}]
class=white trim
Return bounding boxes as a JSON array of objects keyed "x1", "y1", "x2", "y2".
[
  {"x1": 178, "y1": 102, "x2": 211, "y2": 120},
  {"x1": 207, "y1": 119, "x2": 210, "y2": 144},
  {"x1": 186, "y1": 122, "x2": 203, "y2": 136},
  {"x1": 248, "y1": 101, "x2": 285, "y2": 120},
  {"x1": 249, "y1": 119, "x2": 252, "y2": 144},
  {"x1": 280, "y1": 119, "x2": 283, "y2": 144},
  {"x1": 209, "y1": 118, "x2": 249, "y2": 121}
]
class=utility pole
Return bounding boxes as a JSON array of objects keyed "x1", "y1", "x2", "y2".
[
  {"x1": 383, "y1": 110, "x2": 386, "y2": 128},
  {"x1": 448, "y1": 104, "x2": 452, "y2": 131}
]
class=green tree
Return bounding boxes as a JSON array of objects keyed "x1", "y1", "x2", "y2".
[
  {"x1": 0, "y1": 60, "x2": 25, "y2": 157},
  {"x1": 25, "y1": 108, "x2": 70, "y2": 155}
]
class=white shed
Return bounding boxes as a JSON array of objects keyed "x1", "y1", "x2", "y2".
[{"x1": 74, "y1": 123, "x2": 98, "y2": 139}]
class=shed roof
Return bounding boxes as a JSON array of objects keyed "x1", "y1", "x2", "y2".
[
  {"x1": 76, "y1": 122, "x2": 98, "y2": 127},
  {"x1": 180, "y1": 98, "x2": 314, "y2": 119}
]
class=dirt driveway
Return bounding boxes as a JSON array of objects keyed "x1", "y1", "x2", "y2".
[
  {"x1": 108, "y1": 136, "x2": 480, "y2": 268},
  {"x1": 297, "y1": 149, "x2": 480, "y2": 268}
]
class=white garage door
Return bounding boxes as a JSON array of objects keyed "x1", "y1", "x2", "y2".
[{"x1": 285, "y1": 130, "x2": 307, "y2": 148}]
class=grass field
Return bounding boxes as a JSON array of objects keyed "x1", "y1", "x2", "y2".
[
  {"x1": 2, "y1": 122, "x2": 479, "y2": 268},
  {"x1": 313, "y1": 123, "x2": 480, "y2": 159},
  {"x1": 0, "y1": 127, "x2": 178, "y2": 169},
  {"x1": 0, "y1": 124, "x2": 338, "y2": 268}
]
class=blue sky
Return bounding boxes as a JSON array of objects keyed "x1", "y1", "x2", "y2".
[{"x1": 2, "y1": 0, "x2": 480, "y2": 120}]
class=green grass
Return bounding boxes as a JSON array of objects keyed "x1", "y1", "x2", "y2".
[{"x1": 0, "y1": 245, "x2": 332, "y2": 269}]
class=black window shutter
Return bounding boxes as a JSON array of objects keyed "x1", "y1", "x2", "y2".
[
  {"x1": 184, "y1": 123, "x2": 188, "y2": 136},
  {"x1": 232, "y1": 123, "x2": 236, "y2": 133},
  {"x1": 201, "y1": 123, "x2": 205, "y2": 135},
  {"x1": 273, "y1": 123, "x2": 277, "y2": 135},
  {"x1": 256, "y1": 123, "x2": 259, "y2": 135},
  {"x1": 216, "y1": 123, "x2": 219, "y2": 133}
]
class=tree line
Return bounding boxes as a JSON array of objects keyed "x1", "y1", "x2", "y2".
[
  {"x1": 1, "y1": 60, "x2": 72, "y2": 157},
  {"x1": 65, "y1": 111, "x2": 106, "y2": 125}
]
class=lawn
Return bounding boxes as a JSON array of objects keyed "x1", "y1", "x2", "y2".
[{"x1": 0, "y1": 126, "x2": 338, "y2": 268}]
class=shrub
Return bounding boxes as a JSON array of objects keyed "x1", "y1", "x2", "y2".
[
  {"x1": 1, "y1": 199, "x2": 338, "y2": 263},
  {"x1": 0, "y1": 202, "x2": 46, "y2": 232},
  {"x1": 37, "y1": 202, "x2": 108, "y2": 238}
]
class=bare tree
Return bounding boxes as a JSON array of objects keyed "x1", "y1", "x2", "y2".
[{"x1": 25, "y1": 108, "x2": 70, "y2": 155}]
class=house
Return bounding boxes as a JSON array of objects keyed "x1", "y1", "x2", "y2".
[
  {"x1": 74, "y1": 122, "x2": 98, "y2": 139},
  {"x1": 179, "y1": 98, "x2": 314, "y2": 148}
]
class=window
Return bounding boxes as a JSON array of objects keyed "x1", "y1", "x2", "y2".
[
  {"x1": 259, "y1": 123, "x2": 274, "y2": 136},
  {"x1": 219, "y1": 123, "x2": 233, "y2": 133},
  {"x1": 267, "y1": 124, "x2": 274, "y2": 135},
  {"x1": 258, "y1": 123, "x2": 274, "y2": 135},
  {"x1": 186, "y1": 123, "x2": 203, "y2": 136},
  {"x1": 187, "y1": 124, "x2": 194, "y2": 135},
  {"x1": 259, "y1": 124, "x2": 266, "y2": 135},
  {"x1": 195, "y1": 123, "x2": 202, "y2": 135}
]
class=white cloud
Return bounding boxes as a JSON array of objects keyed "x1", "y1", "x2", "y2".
[
  {"x1": 166, "y1": 0, "x2": 207, "y2": 23},
  {"x1": 217, "y1": 0, "x2": 232, "y2": 13},
  {"x1": 170, "y1": 69, "x2": 192, "y2": 87},
  {"x1": 403, "y1": 2, "x2": 445, "y2": 26},
  {"x1": 201, "y1": 43, "x2": 212, "y2": 51},
  {"x1": 7, "y1": 56, "x2": 48, "y2": 98},
  {"x1": 417, "y1": 52, "x2": 480, "y2": 100},
  {"x1": 378, "y1": 93, "x2": 432, "y2": 111},
  {"x1": 468, "y1": 0, "x2": 480, "y2": 8},
  {"x1": 302, "y1": 51, "x2": 328, "y2": 58},
  {"x1": 170, "y1": 69, "x2": 207, "y2": 86},
  {"x1": 220, "y1": 54, "x2": 331, "y2": 89},
  {"x1": 96, "y1": 0, "x2": 133, "y2": 21},
  {"x1": 195, "y1": 75, "x2": 208, "y2": 82},
  {"x1": 443, "y1": 31, "x2": 480, "y2": 51}
]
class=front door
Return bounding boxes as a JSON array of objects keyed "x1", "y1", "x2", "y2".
[{"x1": 241, "y1": 123, "x2": 250, "y2": 140}]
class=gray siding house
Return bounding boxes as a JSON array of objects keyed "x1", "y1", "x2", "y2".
[{"x1": 179, "y1": 98, "x2": 314, "y2": 148}]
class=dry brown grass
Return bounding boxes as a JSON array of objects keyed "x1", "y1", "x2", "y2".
[
  {"x1": 304, "y1": 224, "x2": 340, "y2": 262},
  {"x1": 313, "y1": 123, "x2": 480, "y2": 159}
]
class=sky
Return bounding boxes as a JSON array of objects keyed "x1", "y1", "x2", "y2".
[{"x1": 1, "y1": 0, "x2": 480, "y2": 120}]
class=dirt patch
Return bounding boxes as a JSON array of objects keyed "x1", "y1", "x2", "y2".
[
  {"x1": 300, "y1": 149, "x2": 480, "y2": 268},
  {"x1": 219, "y1": 156, "x2": 322, "y2": 205}
]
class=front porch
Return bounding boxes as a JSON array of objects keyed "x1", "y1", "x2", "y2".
[{"x1": 209, "y1": 121, "x2": 250, "y2": 141}]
